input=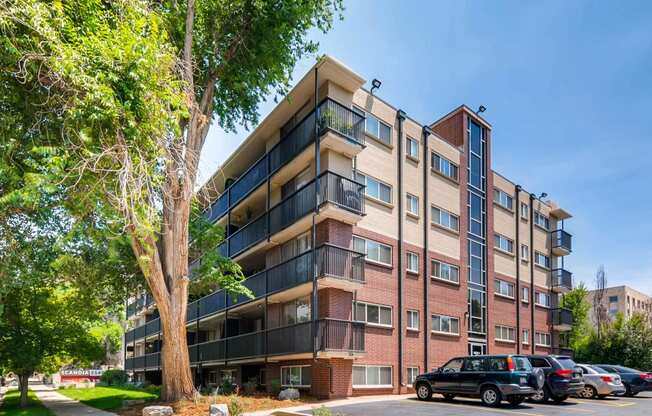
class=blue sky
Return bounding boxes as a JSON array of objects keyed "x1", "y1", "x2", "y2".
[{"x1": 199, "y1": 0, "x2": 652, "y2": 293}]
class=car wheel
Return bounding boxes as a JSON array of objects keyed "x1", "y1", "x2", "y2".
[
  {"x1": 530, "y1": 386, "x2": 550, "y2": 403},
  {"x1": 415, "y1": 383, "x2": 432, "y2": 401},
  {"x1": 552, "y1": 394, "x2": 569, "y2": 403},
  {"x1": 507, "y1": 396, "x2": 526, "y2": 406},
  {"x1": 579, "y1": 385, "x2": 598, "y2": 399},
  {"x1": 481, "y1": 386, "x2": 502, "y2": 407},
  {"x1": 442, "y1": 393, "x2": 456, "y2": 401}
]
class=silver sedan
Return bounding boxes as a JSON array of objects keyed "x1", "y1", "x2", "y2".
[{"x1": 576, "y1": 364, "x2": 626, "y2": 398}]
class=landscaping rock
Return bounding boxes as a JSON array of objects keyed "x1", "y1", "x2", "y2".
[
  {"x1": 143, "y1": 405, "x2": 174, "y2": 416},
  {"x1": 123, "y1": 399, "x2": 146, "y2": 407},
  {"x1": 278, "y1": 388, "x2": 300, "y2": 400},
  {"x1": 209, "y1": 403, "x2": 229, "y2": 416}
]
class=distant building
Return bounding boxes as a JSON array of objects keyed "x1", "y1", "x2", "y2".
[{"x1": 586, "y1": 285, "x2": 652, "y2": 325}]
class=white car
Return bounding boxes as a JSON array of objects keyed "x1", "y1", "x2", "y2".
[{"x1": 575, "y1": 364, "x2": 626, "y2": 398}]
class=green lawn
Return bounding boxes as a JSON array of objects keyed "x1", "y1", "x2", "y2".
[
  {"x1": 0, "y1": 390, "x2": 54, "y2": 416},
  {"x1": 57, "y1": 386, "x2": 158, "y2": 411}
]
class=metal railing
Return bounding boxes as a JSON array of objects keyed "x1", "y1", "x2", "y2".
[
  {"x1": 317, "y1": 319, "x2": 365, "y2": 352},
  {"x1": 552, "y1": 268, "x2": 572, "y2": 291},
  {"x1": 551, "y1": 308, "x2": 573, "y2": 327},
  {"x1": 267, "y1": 321, "x2": 313, "y2": 356},
  {"x1": 551, "y1": 229, "x2": 572, "y2": 253},
  {"x1": 316, "y1": 244, "x2": 365, "y2": 283}
]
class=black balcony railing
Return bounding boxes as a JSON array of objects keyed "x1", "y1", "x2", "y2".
[
  {"x1": 316, "y1": 244, "x2": 365, "y2": 283},
  {"x1": 202, "y1": 98, "x2": 365, "y2": 225},
  {"x1": 229, "y1": 213, "x2": 268, "y2": 257},
  {"x1": 127, "y1": 319, "x2": 364, "y2": 371},
  {"x1": 317, "y1": 319, "x2": 365, "y2": 352},
  {"x1": 551, "y1": 229, "x2": 572, "y2": 253},
  {"x1": 552, "y1": 268, "x2": 572, "y2": 291},
  {"x1": 552, "y1": 308, "x2": 573, "y2": 327}
]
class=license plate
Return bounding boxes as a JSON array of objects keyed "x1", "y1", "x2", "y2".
[{"x1": 520, "y1": 376, "x2": 527, "y2": 384}]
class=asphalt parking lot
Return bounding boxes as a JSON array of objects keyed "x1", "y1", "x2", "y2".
[{"x1": 300, "y1": 393, "x2": 652, "y2": 416}]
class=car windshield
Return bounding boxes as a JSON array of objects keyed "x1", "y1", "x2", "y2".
[
  {"x1": 615, "y1": 366, "x2": 641, "y2": 373},
  {"x1": 513, "y1": 356, "x2": 532, "y2": 371},
  {"x1": 557, "y1": 357, "x2": 577, "y2": 369},
  {"x1": 588, "y1": 365, "x2": 608, "y2": 374}
]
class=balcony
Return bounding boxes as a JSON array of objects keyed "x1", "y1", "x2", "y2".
[
  {"x1": 551, "y1": 308, "x2": 573, "y2": 331},
  {"x1": 126, "y1": 293, "x2": 154, "y2": 318},
  {"x1": 204, "y1": 98, "x2": 365, "y2": 225},
  {"x1": 127, "y1": 319, "x2": 364, "y2": 371},
  {"x1": 551, "y1": 268, "x2": 572, "y2": 293},
  {"x1": 551, "y1": 229, "x2": 572, "y2": 256}
]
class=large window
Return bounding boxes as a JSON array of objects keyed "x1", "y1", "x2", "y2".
[
  {"x1": 535, "y1": 291, "x2": 551, "y2": 307},
  {"x1": 406, "y1": 193, "x2": 419, "y2": 216},
  {"x1": 431, "y1": 260, "x2": 460, "y2": 284},
  {"x1": 535, "y1": 332, "x2": 551, "y2": 347},
  {"x1": 353, "y1": 301, "x2": 392, "y2": 327},
  {"x1": 406, "y1": 137, "x2": 419, "y2": 160},
  {"x1": 281, "y1": 366, "x2": 311, "y2": 387},
  {"x1": 495, "y1": 279, "x2": 515, "y2": 298},
  {"x1": 493, "y1": 189, "x2": 513, "y2": 211},
  {"x1": 431, "y1": 152, "x2": 459, "y2": 181},
  {"x1": 280, "y1": 296, "x2": 311, "y2": 326},
  {"x1": 431, "y1": 206, "x2": 459, "y2": 231},
  {"x1": 431, "y1": 314, "x2": 460, "y2": 335},
  {"x1": 358, "y1": 108, "x2": 392, "y2": 146},
  {"x1": 534, "y1": 211, "x2": 550, "y2": 229},
  {"x1": 407, "y1": 367, "x2": 419, "y2": 386},
  {"x1": 406, "y1": 252, "x2": 419, "y2": 274},
  {"x1": 494, "y1": 234, "x2": 514, "y2": 254},
  {"x1": 407, "y1": 310, "x2": 419, "y2": 331},
  {"x1": 354, "y1": 171, "x2": 392, "y2": 204},
  {"x1": 495, "y1": 325, "x2": 516, "y2": 342},
  {"x1": 353, "y1": 365, "x2": 392, "y2": 388},
  {"x1": 534, "y1": 251, "x2": 551, "y2": 269},
  {"x1": 353, "y1": 236, "x2": 392, "y2": 266}
]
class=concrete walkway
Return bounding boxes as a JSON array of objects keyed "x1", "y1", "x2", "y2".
[
  {"x1": 31, "y1": 383, "x2": 117, "y2": 416},
  {"x1": 244, "y1": 393, "x2": 414, "y2": 416}
]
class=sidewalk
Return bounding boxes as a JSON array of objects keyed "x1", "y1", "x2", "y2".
[
  {"x1": 244, "y1": 393, "x2": 413, "y2": 416},
  {"x1": 31, "y1": 383, "x2": 117, "y2": 416}
]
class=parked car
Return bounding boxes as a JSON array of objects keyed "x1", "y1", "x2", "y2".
[
  {"x1": 526, "y1": 355, "x2": 584, "y2": 403},
  {"x1": 575, "y1": 364, "x2": 626, "y2": 398},
  {"x1": 414, "y1": 354, "x2": 545, "y2": 407},
  {"x1": 593, "y1": 365, "x2": 652, "y2": 396}
]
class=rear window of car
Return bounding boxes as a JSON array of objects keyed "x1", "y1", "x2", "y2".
[
  {"x1": 616, "y1": 366, "x2": 640, "y2": 373},
  {"x1": 588, "y1": 365, "x2": 608, "y2": 374},
  {"x1": 513, "y1": 357, "x2": 532, "y2": 371},
  {"x1": 530, "y1": 357, "x2": 550, "y2": 368},
  {"x1": 556, "y1": 358, "x2": 577, "y2": 369}
]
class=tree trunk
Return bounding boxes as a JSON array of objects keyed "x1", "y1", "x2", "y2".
[{"x1": 18, "y1": 372, "x2": 29, "y2": 408}]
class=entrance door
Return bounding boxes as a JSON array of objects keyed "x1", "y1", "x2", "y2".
[{"x1": 468, "y1": 342, "x2": 486, "y2": 356}]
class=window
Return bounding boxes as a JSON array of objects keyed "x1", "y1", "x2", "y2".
[
  {"x1": 406, "y1": 194, "x2": 419, "y2": 216},
  {"x1": 522, "y1": 329, "x2": 530, "y2": 344},
  {"x1": 358, "y1": 108, "x2": 392, "y2": 145},
  {"x1": 521, "y1": 244, "x2": 529, "y2": 261},
  {"x1": 535, "y1": 291, "x2": 551, "y2": 307},
  {"x1": 463, "y1": 357, "x2": 486, "y2": 372},
  {"x1": 495, "y1": 325, "x2": 516, "y2": 342},
  {"x1": 431, "y1": 260, "x2": 460, "y2": 284},
  {"x1": 431, "y1": 206, "x2": 459, "y2": 231},
  {"x1": 406, "y1": 137, "x2": 419, "y2": 160},
  {"x1": 495, "y1": 279, "x2": 515, "y2": 298},
  {"x1": 431, "y1": 314, "x2": 460, "y2": 335},
  {"x1": 353, "y1": 236, "x2": 392, "y2": 266},
  {"x1": 494, "y1": 234, "x2": 514, "y2": 254},
  {"x1": 354, "y1": 171, "x2": 392, "y2": 204},
  {"x1": 431, "y1": 152, "x2": 459, "y2": 181},
  {"x1": 281, "y1": 366, "x2": 311, "y2": 387},
  {"x1": 406, "y1": 252, "x2": 419, "y2": 274},
  {"x1": 520, "y1": 202, "x2": 529, "y2": 219},
  {"x1": 441, "y1": 358, "x2": 463, "y2": 373},
  {"x1": 534, "y1": 211, "x2": 550, "y2": 229},
  {"x1": 521, "y1": 287, "x2": 530, "y2": 303},
  {"x1": 534, "y1": 251, "x2": 551, "y2": 268},
  {"x1": 407, "y1": 310, "x2": 419, "y2": 331},
  {"x1": 609, "y1": 295, "x2": 618, "y2": 303},
  {"x1": 281, "y1": 296, "x2": 311, "y2": 325},
  {"x1": 535, "y1": 332, "x2": 551, "y2": 347},
  {"x1": 353, "y1": 365, "x2": 392, "y2": 387},
  {"x1": 493, "y1": 189, "x2": 513, "y2": 211},
  {"x1": 407, "y1": 367, "x2": 419, "y2": 385},
  {"x1": 353, "y1": 301, "x2": 392, "y2": 326}
]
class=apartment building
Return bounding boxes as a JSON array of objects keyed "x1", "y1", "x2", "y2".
[
  {"x1": 587, "y1": 285, "x2": 652, "y2": 324},
  {"x1": 123, "y1": 56, "x2": 573, "y2": 398}
]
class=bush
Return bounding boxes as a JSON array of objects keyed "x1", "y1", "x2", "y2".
[
  {"x1": 218, "y1": 379, "x2": 235, "y2": 395},
  {"x1": 100, "y1": 369, "x2": 129, "y2": 386},
  {"x1": 228, "y1": 396, "x2": 243, "y2": 416},
  {"x1": 269, "y1": 379, "x2": 281, "y2": 395},
  {"x1": 312, "y1": 406, "x2": 332, "y2": 416},
  {"x1": 242, "y1": 378, "x2": 257, "y2": 395}
]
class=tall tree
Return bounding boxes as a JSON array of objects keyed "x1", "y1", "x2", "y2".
[{"x1": 1, "y1": 0, "x2": 343, "y2": 400}]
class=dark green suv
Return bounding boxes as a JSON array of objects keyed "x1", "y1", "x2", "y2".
[{"x1": 414, "y1": 355, "x2": 545, "y2": 407}]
